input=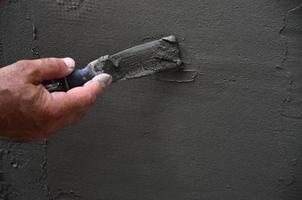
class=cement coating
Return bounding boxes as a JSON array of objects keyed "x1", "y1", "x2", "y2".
[
  {"x1": 90, "y1": 35, "x2": 182, "y2": 82},
  {"x1": 0, "y1": 0, "x2": 302, "y2": 199}
]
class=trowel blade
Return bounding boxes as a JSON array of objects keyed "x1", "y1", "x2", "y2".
[{"x1": 88, "y1": 35, "x2": 183, "y2": 82}]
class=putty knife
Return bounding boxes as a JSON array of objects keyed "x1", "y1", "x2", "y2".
[{"x1": 44, "y1": 36, "x2": 182, "y2": 92}]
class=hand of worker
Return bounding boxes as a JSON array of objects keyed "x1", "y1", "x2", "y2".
[{"x1": 0, "y1": 58, "x2": 112, "y2": 141}]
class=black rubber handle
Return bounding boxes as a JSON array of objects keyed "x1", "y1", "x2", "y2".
[{"x1": 44, "y1": 65, "x2": 95, "y2": 92}]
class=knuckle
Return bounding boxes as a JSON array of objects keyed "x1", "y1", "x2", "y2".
[
  {"x1": 45, "y1": 57, "x2": 61, "y2": 67},
  {"x1": 45, "y1": 58, "x2": 65, "y2": 72},
  {"x1": 40, "y1": 58, "x2": 62, "y2": 71},
  {"x1": 86, "y1": 93, "x2": 96, "y2": 107},
  {"x1": 15, "y1": 60, "x2": 31, "y2": 71},
  {"x1": 40, "y1": 58, "x2": 54, "y2": 69},
  {"x1": 43, "y1": 57, "x2": 56, "y2": 65},
  {"x1": 16, "y1": 60, "x2": 41, "y2": 78},
  {"x1": 42, "y1": 106, "x2": 63, "y2": 120},
  {"x1": 74, "y1": 112, "x2": 86, "y2": 123}
]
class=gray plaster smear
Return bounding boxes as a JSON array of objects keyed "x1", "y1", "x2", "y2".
[
  {"x1": 89, "y1": 35, "x2": 182, "y2": 82},
  {"x1": 0, "y1": 0, "x2": 302, "y2": 199}
]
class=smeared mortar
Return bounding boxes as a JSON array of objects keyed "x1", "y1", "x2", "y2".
[{"x1": 89, "y1": 35, "x2": 183, "y2": 82}]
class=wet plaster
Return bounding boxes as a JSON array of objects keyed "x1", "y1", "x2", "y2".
[
  {"x1": 89, "y1": 35, "x2": 183, "y2": 82},
  {"x1": 156, "y1": 69, "x2": 199, "y2": 83},
  {"x1": 0, "y1": 0, "x2": 302, "y2": 200}
]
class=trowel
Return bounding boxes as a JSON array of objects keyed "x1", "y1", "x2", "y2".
[{"x1": 44, "y1": 35, "x2": 182, "y2": 92}]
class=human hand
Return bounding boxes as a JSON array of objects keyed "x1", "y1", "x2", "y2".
[{"x1": 0, "y1": 58, "x2": 112, "y2": 141}]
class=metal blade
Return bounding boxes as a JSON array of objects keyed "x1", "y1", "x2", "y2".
[{"x1": 87, "y1": 35, "x2": 182, "y2": 82}]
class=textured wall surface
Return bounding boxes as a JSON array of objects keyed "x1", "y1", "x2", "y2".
[{"x1": 0, "y1": 0, "x2": 302, "y2": 199}]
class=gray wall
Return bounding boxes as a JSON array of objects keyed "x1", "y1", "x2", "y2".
[{"x1": 0, "y1": 0, "x2": 301, "y2": 199}]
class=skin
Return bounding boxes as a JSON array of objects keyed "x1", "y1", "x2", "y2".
[{"x1": 0, "y1": 58, "x2": 111, "y2": 141}]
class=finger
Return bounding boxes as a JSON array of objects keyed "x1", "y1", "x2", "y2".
[
  {"x1": 49, "y1": 73, "x2": 112, "y2": 115},
  {"x1": 55, "y1": 110, "x2": 87, "y2": 131},
  {"x1": 68, "y1": 73, "x2": 112, "y2": 97},
  {"x1": 64, "y1": 111, "x2": 87, "y2": 126},
  {"x1": 23, "y1": 57, "x2": 75, "y2": 82},
  {"x1": 86, "y1": 73, "x2": 113, "y2": 89}
]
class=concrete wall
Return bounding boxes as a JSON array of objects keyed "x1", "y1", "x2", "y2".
[{"x1": 0, "y1": 0, "x2": 301, "y2": 199}]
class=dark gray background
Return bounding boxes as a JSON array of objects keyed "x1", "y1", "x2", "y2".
[{"x1": 0, "y1": 0, "x2": 301, "y2": 199}]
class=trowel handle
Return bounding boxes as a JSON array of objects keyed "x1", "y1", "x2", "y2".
[{"x1": 43, "y1": 65, "x2": 95, "y2": 92}]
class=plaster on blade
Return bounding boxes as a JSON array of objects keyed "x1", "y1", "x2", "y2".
[{"x1": 88, "y1": 35, "x2": 183, "y2": 82}]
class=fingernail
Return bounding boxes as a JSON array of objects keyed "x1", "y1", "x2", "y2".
[
  {"x1": 92, "y1": 73, "x2": 112, "y2": 88},
  {"x1": 62, "y1": 57, "x2": 75, "y2": 71}
]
